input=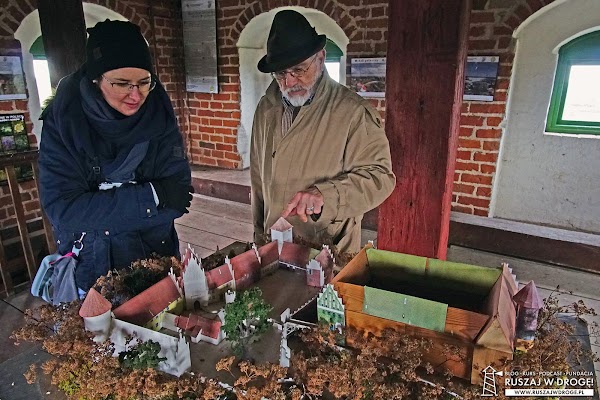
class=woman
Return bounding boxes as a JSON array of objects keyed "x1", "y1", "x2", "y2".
[{"x1": 39, "y1": 20, "x2": 193, "y2": 293}]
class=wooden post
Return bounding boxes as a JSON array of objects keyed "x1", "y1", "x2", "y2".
[
  {"x1": 377, "y1": 0, "x2": 471, "y2": 259},
  {"x1": 37, "y1": 0, "x2": 87, "y2": 87}
]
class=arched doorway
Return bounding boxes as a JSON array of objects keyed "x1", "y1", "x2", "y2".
[
  {"x1": 236, "y1": 6, "x2": 349, "y2": 169},
  {"x1": 13, "y1": 4, "x2": 127, "y2": 141}
]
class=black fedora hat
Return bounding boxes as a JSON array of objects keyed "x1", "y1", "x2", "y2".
[{"x1": 258, "y1": 10, "x2": 326, "y2": 73}]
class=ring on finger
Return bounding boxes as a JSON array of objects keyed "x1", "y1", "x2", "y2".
[{"x1": 306, "y1": 206, "x2": 315, "y2": 212}]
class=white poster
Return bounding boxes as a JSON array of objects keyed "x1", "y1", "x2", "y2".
[
  {"x1": 182, "y1": 0, "x2": 219, "y2": 93},
  {"x1": 0, "y1": 56, "x2": 27, "y2": 101},
  {"x1": 350, "y1": 57, "x2": 386, "y2": 98}
]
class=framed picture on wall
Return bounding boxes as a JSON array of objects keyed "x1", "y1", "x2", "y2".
[
  {"x1": 350, "y1": 57, "x2": 386, "y2": 98},
  {"x1": 0, "y1": 56, "x2": 27, "y2": 101},
  {"x1": 463, "y1": 56, "x2": 500, "y2": 101},
  {"x1": 0, "y1": 114, "x2": 33, "y2": 184}
]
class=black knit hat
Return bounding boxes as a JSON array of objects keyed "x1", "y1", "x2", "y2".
[
  {"x1": 257, "y1": 10, "x2": 326, "y2": 73},
  {"x1": 85, "y1": 19, "x2": 153, "y2": 79}
]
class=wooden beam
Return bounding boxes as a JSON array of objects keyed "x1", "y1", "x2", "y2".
[
  {"x1": 378, "y1": 0, "x2": 471, "y2": 259},
  {"x1": 37, "y1": 0, "x2": 87, "y2": 87}
]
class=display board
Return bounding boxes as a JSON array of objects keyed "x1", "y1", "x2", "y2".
[{"x1": 182, "y1": 0, "x2": 219, "y2": 93}]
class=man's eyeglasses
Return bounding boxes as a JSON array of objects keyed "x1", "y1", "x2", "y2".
[
  {"x1": 99, "y1": 75, "x2": 156, "y2": 95},
  {"x1": 271, "y1": 55, "x2": 317, "y2": 81}
]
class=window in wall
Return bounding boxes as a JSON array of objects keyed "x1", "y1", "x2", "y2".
[
  {"x1": 324, "y1": 39, "x2": 343, "y2": 83},
  {"x1": 29, "y1": 36, "x2": 53, "y2": 105},
  {"x1": 546, "y1": 31, "x2": 600, "y2": 135}
]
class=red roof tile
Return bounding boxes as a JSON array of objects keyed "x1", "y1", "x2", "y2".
[
  {"x1": 513, "y1": 281, "x2": 543, "y2": 309},
  {"x1": 113, "y1": 277, "x2": 181, "y2": 326},
  {"x1": 79, "y1": 288, "x2": 112, "y2": 318},
  {"x1": 231, "y1": 250, "x2": 261, "y2": 279},
  {"x1": 280, "y1": 242, "x2": 310, "y2": 268},
  {"x1": 205, "y1": 264, "x2": 233, "y2": 289},
  {"x1": 271, "y1": 217, "x2": 293, "y2": 232},
  {"x1": 176, "y1": 313, "x2": 222, "y2": 340},
  {"x1": 258, "y1": 241, "x2": 279, "y2": 267}
]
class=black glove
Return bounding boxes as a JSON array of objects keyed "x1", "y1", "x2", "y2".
[{"x1": 151, "y1": 179, "x2": 194, "y2": 213}]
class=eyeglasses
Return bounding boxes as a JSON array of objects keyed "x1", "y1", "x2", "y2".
[
  {"x1": 271, "y1": 55, "x2": 317, "y2": 81},
  {"x1": 99, "y1": 75, "x2": 156, "y2": 94}
]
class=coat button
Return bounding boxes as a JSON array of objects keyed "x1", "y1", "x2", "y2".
[
  {"x1": 105, "y1": 231, "x2": 110, "y2": 236},
  {"x1": 161, "y1": 240, "x2": 165, "y2": 244},
  {"x1": 146, "y1": 208, "x2": 151, "y2": 214},
  {"x1": 56, "y1": 239, "x2": 61, "y2": 244}
]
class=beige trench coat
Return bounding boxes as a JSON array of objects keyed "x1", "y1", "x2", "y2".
[{"x1": 250, "y1": 74, "x2": 395, "y2": 254}]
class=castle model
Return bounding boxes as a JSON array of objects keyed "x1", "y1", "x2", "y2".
[{"x1": 78, "y1": 217, "x2": 335, "y2": 377}]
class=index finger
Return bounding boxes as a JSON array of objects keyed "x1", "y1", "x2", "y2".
[{"x1": 281, "y1": 192, "x2": 302, "y2": 218}]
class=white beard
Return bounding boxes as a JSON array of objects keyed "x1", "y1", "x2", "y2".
[{"x1": 282, "y1": 86, "x2": 313, "y2": 106}]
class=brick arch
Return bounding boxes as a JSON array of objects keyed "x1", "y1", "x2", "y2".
[
  {"x1": 227, "y1": 0, "x2": 357, "y2": 46},
  {"x1": 496, "y1": 0, "x2": 558, "y2": 49},
  {"x1": 84, "y1": 0, "x2": 151, "y2": 38},
  {"x1": 0, "y1": 1, "x2": 150, "y2": 39}
]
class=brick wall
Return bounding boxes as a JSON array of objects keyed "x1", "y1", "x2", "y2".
[
  {"x1": 188, "y1": 0, "x2": 389, "y2": 168},
  {"x1": 453, "y1": 0, "x2": 557, "y2": 216}
]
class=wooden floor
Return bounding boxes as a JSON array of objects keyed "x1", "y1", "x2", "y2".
[{"x1": 176, "y1": 193, "x2": 377, "y2": 258}]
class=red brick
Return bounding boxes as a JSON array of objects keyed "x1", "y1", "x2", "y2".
[
  {"x1": 476, "y1": 128, "x2": 502, "y2": 139},
  {"x1": 457, "y1": 195, "x2": 490, "y2": 208},
  {"x1": 473, "y1": 208, "x2": 489, "y2": 216},
  {"x1": 460, "y1": 127, "x2": 474, "y2": 138},
  {"x1": 454, "y1": 183, "x2": 475, "y2": 194},
  {"x1": 461, "y1": 173, "x2": 493, "y2": 185},
  {"x1": 473, "y1": 152, "x2": 498, "y2": 163},
  {"x1": 480, "y1": 164, "x2": 496, "y2": 174},
  {"x1": 452, "y1": 204, "x2": 473, "y2": 214},
  {"x1": 469, "y1": 26, "x2": 487, "y2": 38},
  {"x1": 456, "y1": 150, "x2": 472, "y2": 161},
  {"x1": 460, "y1": 116, "x2": 485, "y2": 126},
  {"x1": 476, "y1": 186, "x2": 492, "y2": 197},
  {"x1": 470, "y1": 11, "x2": 495, "y2": 23},
  {"x1": 458, "y1": 139, "x2": 481, "y2": 149},
  {"x1": 482, "y1": 140, "x2": 500, "y2": 151},
  {"x1": 469, "y1": 103, "x2": 506, "y2": 114},
  {"x1": 456, "y1": 162, "x2": 479, "y2": 172}
]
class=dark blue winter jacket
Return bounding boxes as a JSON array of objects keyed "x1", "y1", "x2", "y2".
[{"x1": 39, "y1": 67, "x2": 191, "y2": 291}]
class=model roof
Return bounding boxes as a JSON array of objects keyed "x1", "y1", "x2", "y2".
[
  {"x1": 231, "y1": 250, "x2": 261, "y2": 276},
  {"x1": 113, "y1": 276, "x2": 181, "y2": 326},
  {"x1": 79, "y1": 288, "x2": 112, "y2": 318},
  {"x1": 205, "y1": 264, "x2": 234, "y2": 289},
  {"x1": 280, "y1": 242, "x2": 311, "y2": 267},
  {"x1": 271, "y1": 217, "x2": 293, "y2": 232},
  {"x1": 176, "y1": 313, "x2": 222, "y2": 340},
  {"x1": 258, "y1": 241, "x2": 279, "y2": 266},
  {"x1": 513, "y1": 280, "x2": 543, "y2": 309}
]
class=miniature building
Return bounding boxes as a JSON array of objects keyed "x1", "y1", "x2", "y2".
[
  {"x1": 513, "y1": 280, "x2": 542, "y2": 350},
  {"x1": 307, "y1": 246, "x2": 334, "y2": 287},
  {"x1": 270, "y1": 217, "x2": 293, "y2": 253},
  {"x1": 113, "y1": 273, "x2": 184, "y2": 330},
  {"x1": 309, "y1": 244, "x2": 520, "y2": 385},
  {"x1": 174, "y1": 312, "x2": 225, "y2": 345},
  {"x1": 316, "y1": 284, "x2": 345, "y2": 330},
  {"x1": 182, "y1": 248, "x2": 209, "y2": 308},
  {"x1": 79, "y1": 288, "x2": 112, "y2": 342}
]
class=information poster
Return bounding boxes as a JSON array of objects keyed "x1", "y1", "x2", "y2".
[
  {"x1": 0, "y1": 114, "x2": 33, "y2": 182},
  {"x1": 182, "y1": 0, "x2": 219, "y2": 93},
  {"x1": 350, "y1": 57, "x2": 386, "y2": 98},
  {"x1": 0, "y1": 56, "x2": 27, "y2": 100},
  {"x1": 463, "y1": 56, "x2": 499, "y2": 101}
]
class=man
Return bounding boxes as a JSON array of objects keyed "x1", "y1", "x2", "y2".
[{"x1": 250, "y1": 10, "x2": 395, "y2": 254}]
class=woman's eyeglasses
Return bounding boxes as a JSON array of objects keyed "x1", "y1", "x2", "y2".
[
  {"x1": 99, "y1": 75, "x2": 156, "y2": 94},
  {"x1": 271, "y1": 55, "x2": 317, "y2": 81}
]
